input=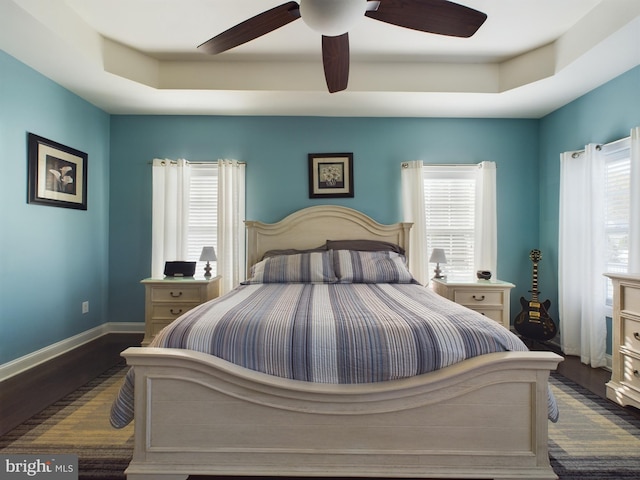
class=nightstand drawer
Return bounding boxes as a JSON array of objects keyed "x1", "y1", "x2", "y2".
[
  {"x1": 151, "y1": 303, "x2": 200, "y2": 319},
  {"x1": 148, "y1": 319, "x2": 173, "y2": 338},
  {"x1": 622, "y1": 284, "x2": 640, "y2": 315},
  {"x1": 623, "y1": 317, "x2": 640, "y2": 352},
  {"x1": 454, "y1": 290, "x2": 503, "y2": 306},
  {"x1": 622, "y1": 355, "x2": 640, "y2": 390},
  {"x1": 150, "y1": 286, "x2": 204, "y2": 303},
  {"x1": 471, "y1": 308, "x2": 503, "y2": 323}
]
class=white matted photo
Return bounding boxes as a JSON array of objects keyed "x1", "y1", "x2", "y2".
[{"x1": 27, "y1": 133, "x2": 87, "y2": 210}]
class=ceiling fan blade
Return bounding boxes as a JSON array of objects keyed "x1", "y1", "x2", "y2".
[
  {"x1": 322, "y1": 34, "x2": 350, "y2": 93},
  {"x1": 365, "y1": 0, "x2": 487, "y2": 38},
  {"x1": 198, "y1": 1, "x2": 301, "y2": 55},
  {"x1": 366, "y1": 1, "x2": 381, "y2": 12}
]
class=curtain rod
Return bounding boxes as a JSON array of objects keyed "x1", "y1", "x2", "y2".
[
  {"x1": 571, "y1": 145, "x2": 602, "y2": 158},
  {"x1": 148, "y1": 160, "x2": 246, "y2": 165},
  {"x1": 401, "y1": 162, "x2": 493, "y2": 168},
  {"x1": 570, "y1": 134, "x2": 632, "y2": 158}
]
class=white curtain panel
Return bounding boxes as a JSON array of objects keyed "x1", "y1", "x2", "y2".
[
  {"x1": 474, "y1": 161, "x2": 497, "y2": 276},
  {"x1": 151, "y1": 159, "x2": 191, "y2": 278},
  {"x1": 559, "y1": 145, "x2": 607, "y2": 367},
  {"x1": 401, "y1": 161, "x2": 429, "y2": 284},
  {"x1": 217, "y1": 159, "x2": 246, "y2": 294},
  {"x1": 630, "y1": 127, "x2": 640, "y2": 272}
]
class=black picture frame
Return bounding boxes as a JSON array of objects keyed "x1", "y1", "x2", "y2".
[
  {"x1": 27, "y1": 133, "x2": 88, "y2": 210},
  {"x1": 308, "y1": 152, "x2": 354, "y2": 198}
]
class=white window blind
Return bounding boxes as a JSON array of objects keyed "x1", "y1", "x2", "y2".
[
  {"x1": 187, "y1": 163, "x2": 218, "y2": 276},
  {"x1": 603, "y1": 139, "x2": 631, "y2": 304},
  {"x1": 423, "y1": 166, "x2": 477, "y2": 279}
]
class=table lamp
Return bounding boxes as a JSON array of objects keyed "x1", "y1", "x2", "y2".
[
  {"x1": 199, "y1": 246, "x2": 217, "y2": 278},
  {"x1": 429, "y1": 248, "x2": 447, "y2": 279}
]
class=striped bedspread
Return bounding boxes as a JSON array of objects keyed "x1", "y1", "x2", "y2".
[{"x1": 111, "y1": 283, "x2": 558, "y2": 427}]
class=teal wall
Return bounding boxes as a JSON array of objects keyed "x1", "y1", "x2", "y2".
[
  {"x1": 108, "y1": 116, "x2": 540, "y2": 326},
  {"x1": 538, "y1": 65, "x2": 640, "y2": 348},
  {"x1": 0, "y1": 50, "x2": 110, "y2": 364},
  {"x1": 2, "y1": 44, "x2": 639, "y2": 366}
]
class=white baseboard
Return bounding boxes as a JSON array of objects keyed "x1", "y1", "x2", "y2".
[{"x1": 0, "y1": 322, "x2": 144, "y2": 382}]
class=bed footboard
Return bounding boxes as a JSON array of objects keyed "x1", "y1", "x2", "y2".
[{"x1": 122, "y1": 347, "x2": 562, "y2": 480}]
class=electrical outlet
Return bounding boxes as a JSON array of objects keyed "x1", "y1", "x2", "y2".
[{"x1": 82, "y1": 301, "x2": 89, "y2": 314}]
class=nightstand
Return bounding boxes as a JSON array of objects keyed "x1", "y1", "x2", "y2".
[
  {"x1": 431, "y1": 277, "x2": 515, "y2": 329},
  {"x1": 141, "y1": 276, "x2": 221, "y2": 346}
]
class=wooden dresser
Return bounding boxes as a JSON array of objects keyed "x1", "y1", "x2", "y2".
[
  {"x1": 141, "y1": 276, "x2": 221, "y2": 346},
  {"x1": 605, "y1": 273, "x2": 640, "y2": 409},
  {"x1": 432, "y1": 278, "x2": 515, "y2": 329}
]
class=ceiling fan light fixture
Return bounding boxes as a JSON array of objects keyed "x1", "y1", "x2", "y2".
[{"x1": 300, "y1": 0, "x2": 368, "y2": 37}]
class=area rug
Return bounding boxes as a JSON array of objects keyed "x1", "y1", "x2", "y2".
[
  {"x1": 0, "y1": 363, "x2": 133, "y2": 479},
  {"x1": 2, "y1": 364, "x2": 640, "y2": 479},
  {"x1": 548, "y1": 373, "x2": 640, "y2": 479}
]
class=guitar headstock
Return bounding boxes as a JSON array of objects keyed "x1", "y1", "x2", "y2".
[{"x1": 529, "y1": 249, "x2": 542, "y2": 263}]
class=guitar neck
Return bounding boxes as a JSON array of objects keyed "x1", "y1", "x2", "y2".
[{"x1": 531, "y1": 262, "x2": 539, "y2": 301}]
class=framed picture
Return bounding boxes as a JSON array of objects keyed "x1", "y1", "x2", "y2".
[
  {"x1": 308, "y1": 152, "x2": 354, "y2": 198},
  {"x1": 27, "y1": 133, "x2": 88, "y2": 210}
]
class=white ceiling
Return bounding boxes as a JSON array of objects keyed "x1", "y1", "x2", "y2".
[{"x1": 1, "y1": 0, "x2": 639, "y2": 117}]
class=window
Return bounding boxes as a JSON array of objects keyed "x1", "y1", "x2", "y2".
[
  {"x1": 151, "y1": 159, "x2": 245, "y2": 290},
  {"x1": 603, "y1": 139, "x2": 631, "y2": 305},
  {"x1": 187, "y1": 164, "x2": 218, "y2": 276},
  {"x1": 422, "y1": 164, "x2": 494, "y2": 279}
]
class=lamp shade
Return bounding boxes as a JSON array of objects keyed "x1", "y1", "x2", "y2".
[
  {"x1": 300, "y1": 0, "x2": 367, "y2": 36},
  {"x1": 429, "y1": 248, "x2": 447, "y2": 264},
  {"x1": 199, "y1": 246, "x2": 217, "y2": 262}
]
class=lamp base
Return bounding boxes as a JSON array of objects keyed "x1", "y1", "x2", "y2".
[
  {"x1": 204, "y1": 262, "x2": 212, "y2": 278},
  {"x1": 433, "y1": 264, "x2": 444, "y2": 279}
]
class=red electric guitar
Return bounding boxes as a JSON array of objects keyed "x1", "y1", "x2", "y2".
[{"x1": 514, "y1": 249, "x2": 557, "y2": 341}]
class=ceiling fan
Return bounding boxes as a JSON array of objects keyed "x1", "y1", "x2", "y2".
[{"x1": 198, "y1": 0, "x2": 487, "y2": 93}]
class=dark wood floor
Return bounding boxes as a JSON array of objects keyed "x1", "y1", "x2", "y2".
[
  {"x1": 526, "y1": 339, "x2": 610, "y2": 397},
  {"x1": 0, "y1": 332, "x2": 143, "y2": 436},
  {"x1": 556, "y1": 353, "x2": 611, "y2": 397}
]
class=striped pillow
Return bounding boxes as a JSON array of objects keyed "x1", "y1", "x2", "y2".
[
  {"x1": 244, "y1": 251, "x2": 338, "y2": 284},
  {"x1": 334, "y1": 250, "x2": 415, "y2": 284}
]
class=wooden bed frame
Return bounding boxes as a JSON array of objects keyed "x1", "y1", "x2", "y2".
[{"x1": 121, "y1": 205, "x2": 562, "y2": 480}]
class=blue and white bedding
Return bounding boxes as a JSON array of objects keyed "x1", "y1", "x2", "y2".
[{"x1": 111, "y1": 249, "x2": 558, "y2": 428}]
